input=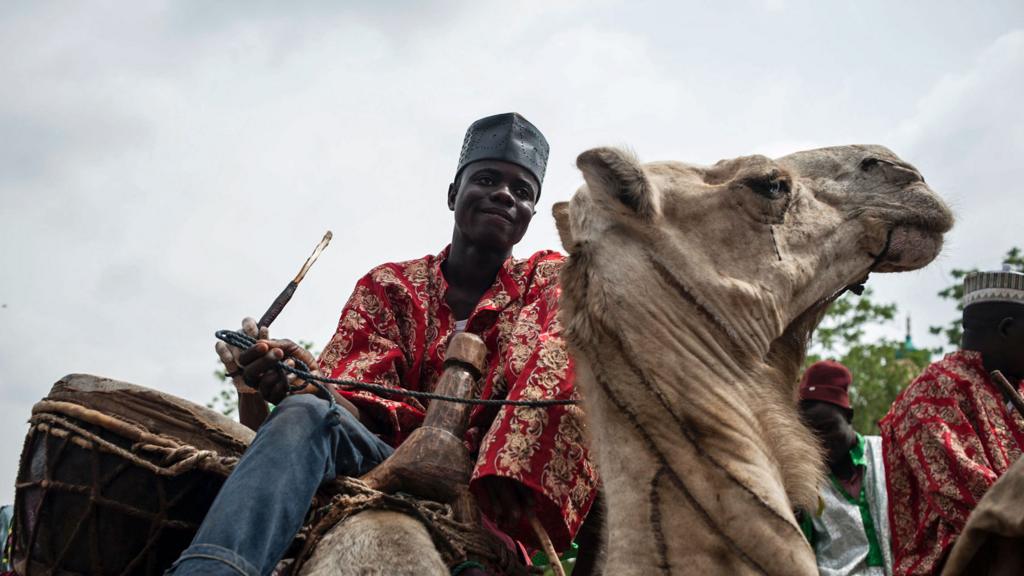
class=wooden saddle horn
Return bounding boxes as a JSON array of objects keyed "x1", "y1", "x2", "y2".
[{"x1": 360, "y1": 331, "x2": 487, "y2": 521}]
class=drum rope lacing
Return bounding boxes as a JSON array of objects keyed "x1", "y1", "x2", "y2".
[{"x1": 216, "y1": 330, "x2": 578, "y2": 408}]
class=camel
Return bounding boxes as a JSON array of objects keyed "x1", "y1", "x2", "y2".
[{"x1": 552, "y1": 145, "x2": 952, "y2": 575}]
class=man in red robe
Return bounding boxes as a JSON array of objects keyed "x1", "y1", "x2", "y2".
[
  {"x1": 172, "y1": 113, "x2": 597, "y2": 576},
  {"x1": 880, "y1": 268, "x2": 1024, "y2": 575}
]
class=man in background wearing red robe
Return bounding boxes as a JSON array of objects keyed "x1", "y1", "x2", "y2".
[
  {"x1": 880, "y1": 268, "x2": 1024, "y2": 575},
  {"x1": 171, "y1": 113, "x2": 597, "y2": 576}
]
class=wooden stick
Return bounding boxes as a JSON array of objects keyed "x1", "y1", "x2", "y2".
[
  {"x1": 257, "y1": 230, "x2": 332, "y2": 328},
  {"x1": 527, "y1": 507, "x2": 566, "y2": 576},
  {"x1": 991, "y1": 370, "x2": 1024, "y2": 420},
  {"x1": 292, "y1": 230, "x2": 333, "y2": 284}
]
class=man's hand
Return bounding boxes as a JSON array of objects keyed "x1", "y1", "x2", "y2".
[
  {"x1": 480, "y1": 476, "x2": 533, "y2": 533},
  {"x1": 238, "y1": 336, "x2": 321, "y2": 405},
  {"x1": 215, "y1": 317, "x2": 265, "y2": 396}
]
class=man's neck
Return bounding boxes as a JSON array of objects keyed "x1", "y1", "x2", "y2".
[
  {"x1": 443, "y1": 232, "x2": 510, "y2": 319},
  {"x1": 829, "y1": 445, "x2": 858, "y2": 480},
  {"x1": 962, "y1": 340, "x2": 1021, "y2": 381}
]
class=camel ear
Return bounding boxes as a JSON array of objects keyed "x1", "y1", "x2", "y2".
[
  {"x1": 577, "y1": 147, "x2": 657, "y2": 220},
  {"x1": 552, "y1": 202, "x2": 579, "y2": 254}
]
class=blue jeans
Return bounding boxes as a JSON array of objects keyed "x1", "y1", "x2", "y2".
[{"x1": 167, "y1": 394, "x2": 394, "y2": 576}]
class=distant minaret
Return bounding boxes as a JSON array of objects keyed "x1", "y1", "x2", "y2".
[{"x1": 896, "y1": 314, "x2": 917, "y2": 360}]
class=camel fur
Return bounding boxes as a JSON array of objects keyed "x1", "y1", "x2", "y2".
[
  {"x1": 300, "y1": 510, "x2": 448, "y2": 576},
  {"x1": 554, "y1": 145, "x2": 953, "y2": 575}
]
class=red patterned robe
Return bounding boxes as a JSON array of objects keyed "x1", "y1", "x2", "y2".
[
  {"x1": 317, "y1": 246, "x2": 597, "y2": 549},
  {"x1": 879, "y1": 351, "x2": 1024, "y2": 575}
]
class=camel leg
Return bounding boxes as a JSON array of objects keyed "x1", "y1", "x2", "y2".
[{"x1": 298, "y1": 510, "x2": 448, "y2": 576}]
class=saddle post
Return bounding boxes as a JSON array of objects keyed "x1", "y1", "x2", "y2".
[{"x1": 360, "y1": 332, "x2": 487, "y2": 522}]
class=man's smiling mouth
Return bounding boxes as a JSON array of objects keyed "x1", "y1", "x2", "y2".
[{"x1": 481, "y1": 208, "x2": 514, "y2": 223}]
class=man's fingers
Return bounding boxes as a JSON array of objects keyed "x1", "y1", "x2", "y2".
[
  {"x1": 244, "y1": 347, "x2": 284, "y2": 375},
  {"x1": 276, "y1": 339, "x2": 316, "y2": 369},
  {"x1": 283, "y1": 358, "x2": 300, "y2": 386},
  {"x1": 234, "y1": 337, "x2": 315, "y2": 404},
  {"x1": 241, "y1": 347, "x2": 282, "y2": 388},
  {"x1": 241, "y1": 317, "x2": 259, "y2": 338},
  {"x1": 238, "y1": 341, "x2": 271, "y2": 365},
  {"x1": 242, "y1": 348, "x2": 287, "y2": 404},
  {"x1": 215, "y1": 341, "x2": 237, "y2": 369},
  {"x1": 259, "y1": 369, "x2": 288, "y2": 404}
]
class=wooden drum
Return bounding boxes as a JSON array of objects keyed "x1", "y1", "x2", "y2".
[{"x1": 13, "y1": 374, "x2": 254, "y2": 576}]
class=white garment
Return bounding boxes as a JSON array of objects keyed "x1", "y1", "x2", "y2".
[
  {"x1": 454, "y1": 319, "x2": 468, "y2": 333},
  {"x1": 810, "y1": 435, "x2": 893, "y2": 576}
]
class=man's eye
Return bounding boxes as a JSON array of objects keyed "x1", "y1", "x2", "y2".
[
  {"x1": 476, "y1": 176, "x2": 495, "y2": 186},
  {"x1": 515, "y1": 188, "x2": 533, "y2": 200}
]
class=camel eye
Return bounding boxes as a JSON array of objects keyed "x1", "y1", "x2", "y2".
[{"x1": 748, "y1": 175, "x2": 790, "y2": 200}]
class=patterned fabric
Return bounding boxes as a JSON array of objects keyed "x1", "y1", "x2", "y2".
[
  {"x1": 805, "y1": 434, "x2": 892, "y2": 576},
  {"x1": 879, "y1": 351, "x2": 1024, "y2": 576},
  {"x1": 317, "y1": 246, "x2": 597, "y2": 549},
  {"x1": 0, "y1": 504, "x2": 12, "y2": 573}
]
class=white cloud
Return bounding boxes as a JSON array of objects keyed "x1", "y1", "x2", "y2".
[{"x1": 866, "y1": 28, "x2": 1024, "y2": 347}]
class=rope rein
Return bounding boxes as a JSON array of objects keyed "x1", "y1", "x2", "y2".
[{"x1": 215, "y1": 330, "x2": 577, "y2": 408}]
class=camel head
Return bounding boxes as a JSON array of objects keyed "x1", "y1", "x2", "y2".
[
  {"x1": 554, "y1": 145, "x2": 952, "y2": 575},
  {"x1": 554, "y1": 145, "x2": 953, "y2": 371}
]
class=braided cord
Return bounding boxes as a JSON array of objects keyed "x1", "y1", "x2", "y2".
[{"x1": 215, "y1": 330, "x2": 577, "y2": 407}]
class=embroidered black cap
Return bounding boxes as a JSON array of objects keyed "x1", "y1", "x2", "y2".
[{"x1": 455, "y1": 113, "x2": 549, "y2": 196}]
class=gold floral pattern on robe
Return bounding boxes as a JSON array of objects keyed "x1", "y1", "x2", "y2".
[{"x1": 318, "y1": 247, "x2": 597, "y2": 548}]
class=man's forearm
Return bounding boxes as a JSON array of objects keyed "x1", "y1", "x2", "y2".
[{"x1": 238, "y1": 392, "x2": 270, "y2": 432}]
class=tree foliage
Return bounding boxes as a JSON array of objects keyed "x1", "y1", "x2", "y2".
[
  {"x1": 805, "y1": 288, "x2": 931, "y2": 435},
  {"x1": 207, "y1": 340, "x2": 318, "y2": 418},
  {"x1": 929, "y1": 247, "x2": 1024, "y2": 348},
  {"x1": 806, "y1": 246, "x2": 1023, "y2": 434}
]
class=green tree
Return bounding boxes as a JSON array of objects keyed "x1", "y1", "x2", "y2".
[
  {"x1": 929, "y1": 247, "x2": 1024, "y2": 349},
  {"x1": 207, "y1": 339, "x2": 318, "y2": 418},
  {"x1": 805, "y1": 288, "x2": 932, "y2": 435}
]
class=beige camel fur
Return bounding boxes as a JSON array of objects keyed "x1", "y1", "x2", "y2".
[
  {"x1": 554, "y1": 145, "x2": 953, "y2": 575},
  {"x1": 299, "y1": 510, "x2": 448, "y2": 576}
]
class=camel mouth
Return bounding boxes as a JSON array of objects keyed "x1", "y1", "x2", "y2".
[
  {"x1": 872, "y1": 225, "x2": 945, "y2": 272},
  {"x1": 869, "y1": 182, "x2": 953, "y2": 273}
]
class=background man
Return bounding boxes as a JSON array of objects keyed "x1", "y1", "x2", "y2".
[
  {"x1": 880, "y1": 268, "x2": 1024, "y2": 575},
  {"x1": 800, "y1": 360, "x2": 892, "y2": 576},
  {"x1": 170, "y1": 113, "x2": 598, "y2": 575}
]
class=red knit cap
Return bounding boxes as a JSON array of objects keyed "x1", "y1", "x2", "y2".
[{"x1": 799, "y1": 360, "x2": 852, "y2": 410}]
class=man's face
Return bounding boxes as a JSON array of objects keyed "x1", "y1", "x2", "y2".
[
  {"x1": 997, "y1": 310, "x2": 1024, "y2": 379},
  {"x1": 448, "y1": 160, "x2": 538, "y2": 251},
  {"x1": 963, "y1": 302, "x2": 1024, "y2": 380},
  {"x1": 800, "y1": 400, "x2": 857, "y2": 466}
]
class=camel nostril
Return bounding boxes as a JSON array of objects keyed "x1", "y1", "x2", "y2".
[{"x1": 860, "y1": 158, "x2": 880, "y2": 171}]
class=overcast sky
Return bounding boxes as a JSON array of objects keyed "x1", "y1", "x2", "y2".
[{"x1": 1, "y1": 1, "x2": 1021, "y2": 500}]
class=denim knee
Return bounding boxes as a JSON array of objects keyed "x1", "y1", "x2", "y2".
[{"x1": 261, "y1": 394, "x2": 334, "y2": 442}]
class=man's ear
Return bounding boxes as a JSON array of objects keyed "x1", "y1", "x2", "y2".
[
  {"x1": 447, "y1": 183, "x2": 457, "y2": 211},
  {"x1": 998, "y1": 316, "x2": 1015, "y2": 338}
]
